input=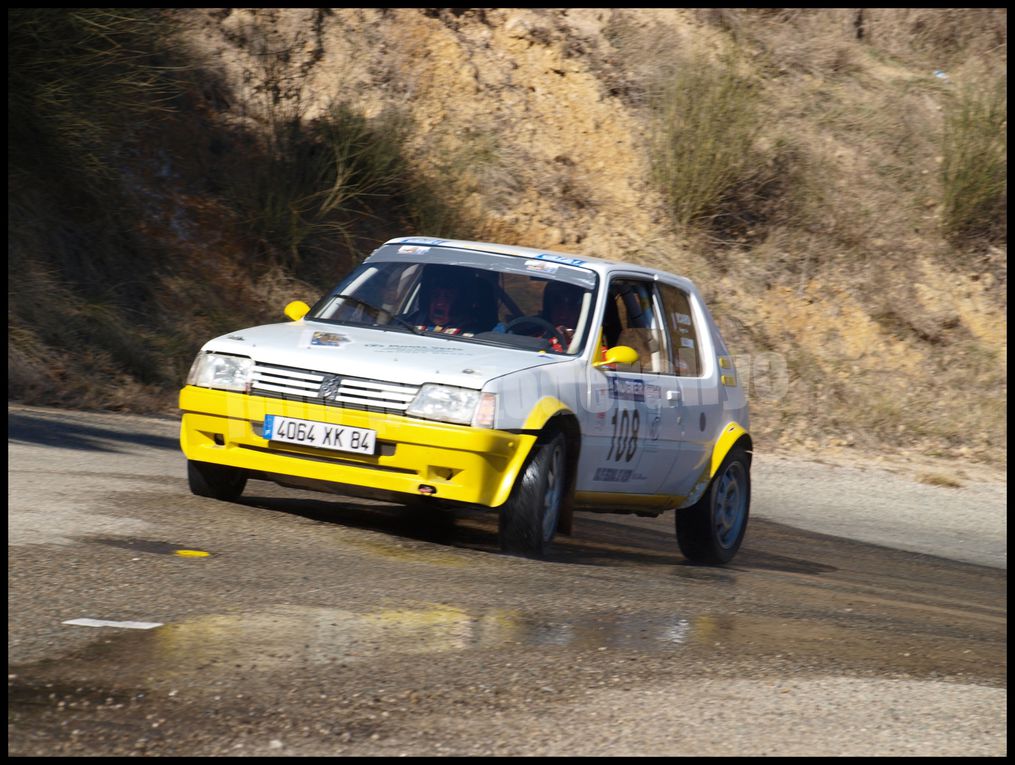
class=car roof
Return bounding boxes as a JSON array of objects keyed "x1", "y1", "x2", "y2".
[{"x1": 382, "y1": 236, "x2": 694, "y2": 288}]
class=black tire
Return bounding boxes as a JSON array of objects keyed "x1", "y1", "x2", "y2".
[
  {"x1": 675, "y1": 445, "x2": 750, "y2": 564},
  {"x1": 187, "y1": 459, "x2": 248, "y2": 501},
  {"x1": 498, "y1": 432, "x2": 566, "y2": 558}
]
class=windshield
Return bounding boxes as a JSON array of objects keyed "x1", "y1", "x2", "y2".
[{"x1": 309, "y1": 246, "x2": 599, "y2": 356}]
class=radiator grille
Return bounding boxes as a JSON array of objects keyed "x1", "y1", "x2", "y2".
[{"x1": 251, "y1": 362, "x2": 419, "y2": 412}]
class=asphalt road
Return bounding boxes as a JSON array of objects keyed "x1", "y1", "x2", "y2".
[{"x1": 7, "y1": 404, "x2": 1007, "y2": 756}]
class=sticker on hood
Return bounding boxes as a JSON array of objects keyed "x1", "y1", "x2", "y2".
[{"x1": 311, "y1": 331, "x2": 351, "y2": 347}]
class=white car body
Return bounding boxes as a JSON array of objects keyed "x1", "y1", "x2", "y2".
[{"x1": 180, "y1": 237, "x2": 752, "y2": 561}]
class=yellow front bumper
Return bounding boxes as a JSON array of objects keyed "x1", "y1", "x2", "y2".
[{"x1": 179, "y1": 386, "x2": 536, "y2": 507}]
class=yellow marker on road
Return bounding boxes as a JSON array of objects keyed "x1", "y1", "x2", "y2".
[{"x1": 174, "y1": 549, "x2": 210, "y2": 558}]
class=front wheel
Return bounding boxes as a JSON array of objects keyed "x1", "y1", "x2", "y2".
[
  {"x1": 498, "y1": 432, "x2": 566, "y2": 558},
  {"x1": 187, "y1": 459, "x2": 247, "y2": 501},
  {"x1": 675, "y1": 446, "x2": 750, "y2": 564}
]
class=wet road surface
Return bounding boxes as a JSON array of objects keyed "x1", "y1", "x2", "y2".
[{"x1": 7, "y1": 406, "x2": 1007, "y2": 755}]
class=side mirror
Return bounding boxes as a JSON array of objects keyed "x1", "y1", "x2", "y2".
[
  {"x1": 284, "y1": 300, "x2": 310, "y2": 321},
  {"x1": 592, "y1": 345, "x2": 639, "y2": 368}
]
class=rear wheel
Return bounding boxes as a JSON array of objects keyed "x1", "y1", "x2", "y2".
[
  {"x1": 675, "y1": 446, "x2": 750, "y2": 564},
  {"x1": 499, "y1": 432, "x2": 566, "y2": 558},
  {"x1": 187, "y1": 459, "x2": 247, "y2": 501}
]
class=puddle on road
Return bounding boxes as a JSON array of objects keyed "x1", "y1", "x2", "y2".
[
  {"x1": 152, "y1": 605, "x2": 696, "y2": 669},
  {"x1": 54, "y1": 604, "x2": 699, "y2": 682},
  {"x1": 28, "y1": 603, "x2": 1002, "y2": 687}
]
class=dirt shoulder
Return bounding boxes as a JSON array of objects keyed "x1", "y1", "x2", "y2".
[{"x1": 751, "y1": 445, "x2": 1006, "y2": 569}]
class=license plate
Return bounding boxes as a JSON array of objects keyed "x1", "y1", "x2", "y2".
[{"x1": 263, "y1": 415, "x2": 376, "y2": 455}]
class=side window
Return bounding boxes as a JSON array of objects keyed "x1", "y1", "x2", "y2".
[
  {"x1": 604, "y1": 279, "x2": 670, "y2": 375},
  {"x1": 658, "y1": 283, "x2": 701, "y2": 377}
]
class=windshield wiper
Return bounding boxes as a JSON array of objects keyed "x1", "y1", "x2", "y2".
[{"x1": 331, "y1": 295, "x2": 421, "y2": 335}]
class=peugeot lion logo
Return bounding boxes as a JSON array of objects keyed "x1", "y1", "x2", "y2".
[{"x1": 319, "y1": 374, "x2": 343, "y2": 400}]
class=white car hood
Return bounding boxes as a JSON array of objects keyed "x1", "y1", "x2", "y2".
[{"x1": 202, "y1": 320, "x2": 568, "y2": 389}]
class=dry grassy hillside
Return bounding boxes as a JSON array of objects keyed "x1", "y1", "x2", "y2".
[{"x1": 8, "y1": 8, "x2": 1007, "y2": 465}]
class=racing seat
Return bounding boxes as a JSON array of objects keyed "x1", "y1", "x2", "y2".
[{"x1": 615, "y1": 327, "x2": 667, "y2": 374}]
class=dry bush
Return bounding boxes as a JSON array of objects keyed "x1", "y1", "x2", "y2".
[
  {"x1": 712, "y1": 9, "x2": 1007, "y2": 72},
  {"x1": 8, "y1": 9, "x2": 183, "y2": 188},
  {"x1": 217, "y1": 101, "x2": 409, "y2": 270},
  {"x1": 649, "y1": 51, "x2": 764, "y2": 229},
  {"x1": 860, "y1": 9, "x2": 1007, "y2": 67},
  {"x1": 210, "y1": 16, "x2": 412, "y2": 270},
  {"x1": 600, "y1": 11, "x2": 691, "y2": 107},
  {"x1": 940, "y1": 69, "x2": 1007, "y2": 248},
  {"x1": 699, "y1": 8, "x2": 866, "y2": 78},
  {"x1": 918, "y1": 473, "x2": 963, "y2": 488}
]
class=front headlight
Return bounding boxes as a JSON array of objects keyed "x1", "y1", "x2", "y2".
[
  {"x1": 407, "y1": 384, "x2": 486, "y2": 426},
  {"x1": 186, "y1": 352, "x2": 254, "y2": 393}
]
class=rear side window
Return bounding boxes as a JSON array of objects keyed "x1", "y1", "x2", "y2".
[{"x1": 658, "y1": 283, "x2": 701, "y2": 377}]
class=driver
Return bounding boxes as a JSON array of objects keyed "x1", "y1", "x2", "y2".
[{"x1": 541, "y1": 281, "x2": 583, "y2": 353}]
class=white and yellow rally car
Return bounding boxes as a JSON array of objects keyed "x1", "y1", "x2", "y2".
[{"x1": 180, "y1": 237, "x2": 752, "y2": 562}]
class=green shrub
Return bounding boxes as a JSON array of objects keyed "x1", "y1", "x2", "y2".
[
  {"x1": 220, "y1": 102, "x2": 410, "y2": 270},
  {"x1": 940, "y1": 71, "x2": 1007, "y2": 246},
  {"x1": 649, "y1": 53, "x2": 765, "y2": 230},
  {"x1": 8, "y1": 8, "x2": 181, "y2": 189}
]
